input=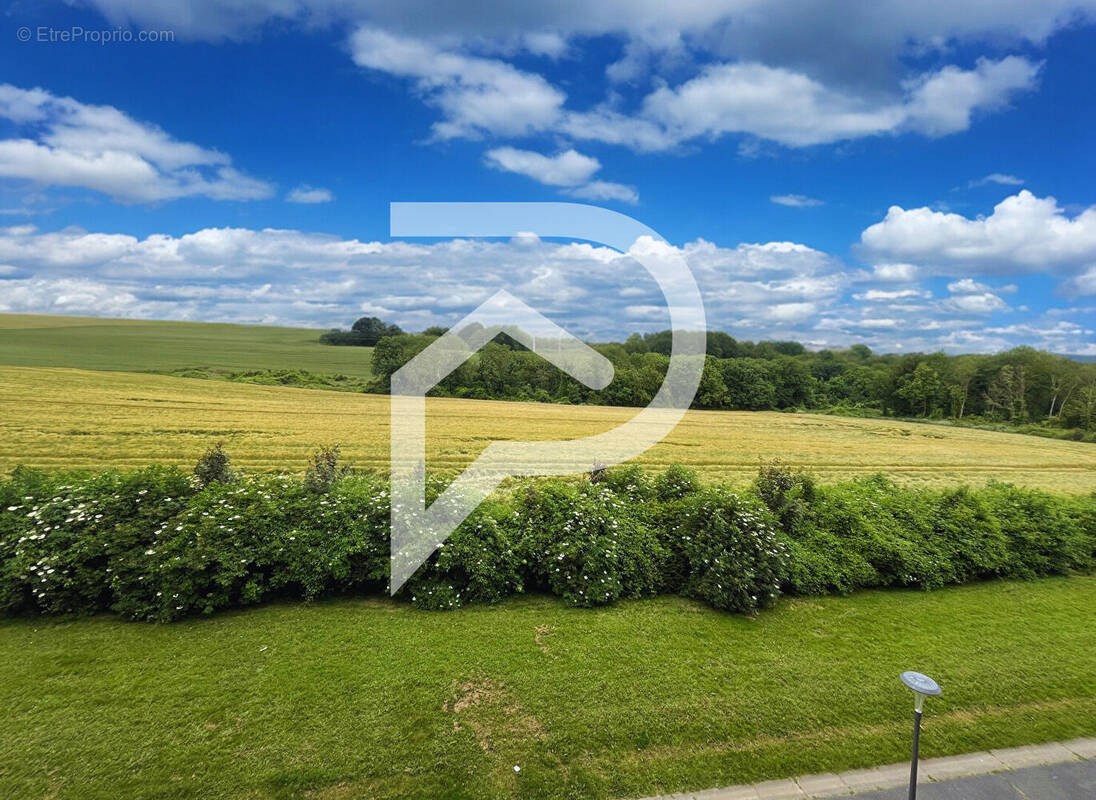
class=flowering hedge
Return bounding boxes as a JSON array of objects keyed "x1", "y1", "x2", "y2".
[{"x1": 1, "y1": 463, "x2": 1093, "y2": 621}]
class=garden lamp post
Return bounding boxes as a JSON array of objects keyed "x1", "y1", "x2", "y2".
[{"x1": 900, "y1": 671, "x2": 941, "y2": 800}]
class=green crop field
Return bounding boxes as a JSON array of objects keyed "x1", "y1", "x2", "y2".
[
  {"x1": 2, "y1": 578, "x2": 1094, "y2": 800},
  {"x1": 0, "y1": 313, "x2": 373, "y2": 377},
  {"x1": 2, "y1": 364, "x2": 1095, "y2": 490}
]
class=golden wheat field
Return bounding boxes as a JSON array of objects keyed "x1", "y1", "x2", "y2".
[{"x1": 2, "y1": 365, "x2": 1095, "y2": 491}]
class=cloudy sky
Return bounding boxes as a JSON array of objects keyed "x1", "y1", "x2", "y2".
[{"x1": 2, "y1": 1, "x2": 1096, "y2": 354}]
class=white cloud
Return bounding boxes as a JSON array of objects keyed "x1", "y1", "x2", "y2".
[
  {"x1": 870, "y1": 263, "x2": 920, "y2": 282},
  {"x1": 1063, "y1": 267, "x2": 1096, "y2": 296},
  {"x1": 683, "y1": 239, "x2": 839, "y2": 279},
  {"x1": 484, "y1": 147, "x2": 637, "y2": 203},
  {"x1": 771, "y1": 194, "x2": 822, "y2": 207},
  {"x1": 639, "y1": 62, "x2": 901, "y2": 147},
  {"x1": 2, "y1": 220, "x2": 1090, "y2": 354},
  {"x1": 969, "y1": 172, "x2": 1024, "y2": 187},
  {"x1": 522, "y1": 32, "x2": 568, "y2": 58},
  {"x1": 0, "y1": 84, "x2": 274, "y2": 204},
  {"x1": 0, "y1": 222, "x2": 846, "y2": 339},
  {"x1": 562, "y1": 180, "x2": 639, "y2": 204},
  {"x1": 484, "y1": 147, "x2": 599, "y2": 186},
  {"x1": 349, "y1": 27, "x2": 564, "y2": 139},
  {"x1": 943, "y1": 292, "x2": 1010, "y2": 313},
  {"x1": 860, "y1": 190, "x2": 1096, "y2": 276},
  {"x1": 639, "y1": 62, "x2": 898, "y2": 146},
  {"x1": 765, "y1": 302, "x2": 816, "y2": 322},
  {"x1": 82, "y1": 1, "x2": 1096, "y2": 66},
  {"x1": 344, "y1": 24, "x2": 1045, "y2": 153},
  {"x1": 903, "y1": 56, "x2": 1041, "y2": 136},
  {"x1": 559, "y1": 57, "x2": 1036, "y2": 149},
  {"x1": 286, "y1": 185, "x2": 335, "y2": 203},
  {"x1": 947, "y1": 278, "x2": 1017, "y2": 294},
  {"x1": 853, "y1": 288, "x2": 930, "y2": 301}
]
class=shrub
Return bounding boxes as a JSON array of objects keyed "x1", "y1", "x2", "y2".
[
  {"x1": 653, "y1": 464, "x2": 699, "y2": 502},
  {"x1": 519, "y1": 481, "x2": 665, "y2": 606},
  {"x1": 930, "y1": 488, "x2": 1010, "y2": 581},
  {"x1": 597, "y1": 464, "x2": 652, "y2": 500},
  {"x1": 404, "y1": 500, "x2": 523, "y2": 610},
  {"x1": 673, "y1": 488, "x2": 786, "y2": 612},
  {"x1": 756, "y1": 460, "x2": 816, "y2": 533},
  {"x1": 787, "y1": 477, "x2": 944, "y2": 591},
  {"x1": 194, "y1": 442, "x2": 234, "y2": 487},
  {"x1": 978, "y1": 483, "x2": 1092, "y2": 578},
  {"x1": 304, "y1": 444, "x2": 342, "y2": 494}
]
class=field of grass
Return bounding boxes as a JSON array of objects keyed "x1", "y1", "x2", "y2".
[
  {"x1": 0, "y1": 313, "x2": 373, "y2": 377},
  {"x1": 2, "y1": 365, "x2": 1095, "y2": 491},
  {"x1": 2, "y1": 577, "x2": 1094, "y2": 800}
]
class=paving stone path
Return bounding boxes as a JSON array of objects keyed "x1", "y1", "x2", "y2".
[{"x1": 637, "y1": 737, "x2": 1096, "y2": 800}]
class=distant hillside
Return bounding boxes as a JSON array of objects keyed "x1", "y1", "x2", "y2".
[{"x1": 0, "y1": 313, "x2": 373, "y2": 378}]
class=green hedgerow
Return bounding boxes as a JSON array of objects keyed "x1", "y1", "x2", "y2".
[
  {"x1": 110, "y1": 473, "x2": 389, "y2": 621},
  {"x1": 0, "y1": 466, "x2": 193, "y2": 615},
  {"x1": 1, "y1": 463, "x2": 1093, "y2": 622}
]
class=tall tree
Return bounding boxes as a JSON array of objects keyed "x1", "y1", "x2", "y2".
[
  {"x1": 985, "y1": 365, "x2": 1028, "y2": 421},
  {"x1": 897, "y1": 362, "x2": 942, "y2": 417},
  {"x1": 948, "y1": 355, "x2": 983, "y2": 418}
]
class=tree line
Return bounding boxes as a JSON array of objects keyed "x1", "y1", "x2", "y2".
[{"x1": 324, "y1": 318, "x2": 1096, "y2": 435}]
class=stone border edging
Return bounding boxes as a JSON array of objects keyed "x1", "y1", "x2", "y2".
[{"x1": 636, "y1": 737, "x2": 1096, "y2": 800}]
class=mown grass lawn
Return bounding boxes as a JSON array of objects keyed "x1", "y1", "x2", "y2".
[{"x1": 1, "y1": 577, "x2": 1094, "y2": 800}]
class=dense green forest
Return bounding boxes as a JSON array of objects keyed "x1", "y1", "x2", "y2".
[{"x1": 326, "y1": 319, "x2": 1096, "y2": 439}]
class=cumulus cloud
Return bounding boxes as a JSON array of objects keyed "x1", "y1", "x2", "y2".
[
  {"x1": 1, "y1": 220, "x2": 1089, "y2": 354},
  {"x1": 771, "y1": 194, "x2": 822, "y2": 207},
  {"x1": 484, "y1": 147, "x2": 600, "y2": 186},
  {"x1": 339, "y1": 25, "x2": 1044, "y2": 153},
  {"x1": 349, "y1": 27, "x2": 564, "y2": 139},
  {"x1": 902, "y1": 56, "x2": 1041, "y2": 136},
  {"x1": 60, "y1": 0, "x2": 1091, "y2": 212},
  {"x1": 484, "y1": 147, "x2": 637, "y2": 203},
  {"x1": 870, "y1": 263, "x2": 920, "y2": 282},
  {"x1": 632, "y1": 58, "x2": 1037, "y2": 147},
  {"x1": 0, "y1": 222, "x2": 848, "y2": 340},
  {"x1": 286, "y1": 185, "x2": 335, "y2": 203},
  {"x1": 859, "y1": 190, "x2": 1096, "y2": 276},
  {"x1": 943, "y1": 291, "x2": 1010, "y2": 313},
  {"x1": 0, "y1": 84, "x2": 274, "y2": 204},
  {"x1": 765, "y1": 302, "x2": 816, "y2": 322}
]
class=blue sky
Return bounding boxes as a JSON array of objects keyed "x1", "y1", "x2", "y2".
[{"x1": 1, "y1": 1, "x2": 1095, "y2": 354}]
